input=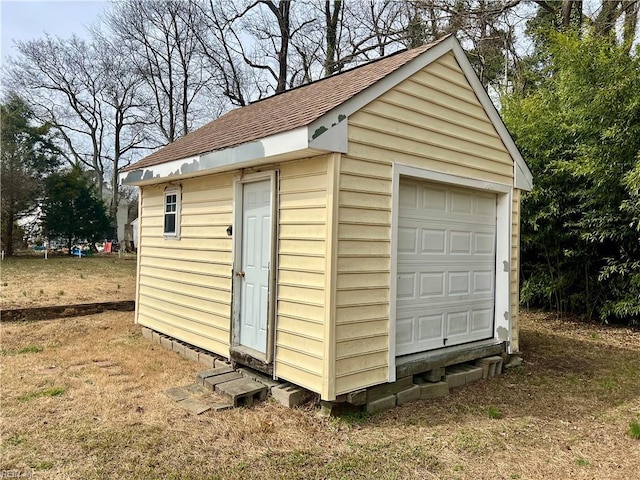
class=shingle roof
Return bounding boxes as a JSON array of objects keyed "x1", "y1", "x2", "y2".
[{"x1": 125, "y1": 39, "x2": 444, "y2": 172}]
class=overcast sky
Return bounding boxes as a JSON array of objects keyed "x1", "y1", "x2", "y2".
[{"x1": 1, "y1": 0, "x2": 106, "y2": 65}]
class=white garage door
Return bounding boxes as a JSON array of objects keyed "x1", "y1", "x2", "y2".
[{"x1": 396, "y1": 179, "x2": 497, "y2": 356}]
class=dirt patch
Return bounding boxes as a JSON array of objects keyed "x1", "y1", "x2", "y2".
[
  {"x1": 1, "y1": 311, "x2": 639, "y2": 479},
  {"x1": 0, "y1": 301, "x2": 135, "y2": 322},
  {"x1": 0, "y1": 254, "x2": 137, "y2": 309}
]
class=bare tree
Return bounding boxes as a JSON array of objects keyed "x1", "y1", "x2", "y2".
[
  {"x1": 105, "y1": 0, "x2": 212, "y2": 143},
  {"x1": 7, "y1": 35, "x2": 108, "y2": 197},
  {"x1": 95, "y1": 37, "x2": 155, "y2": 229}
]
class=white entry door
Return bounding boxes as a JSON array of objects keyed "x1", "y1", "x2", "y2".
[
  {"x1": 239, "y1": 179, "x2": 272, "y2": 354},
  {"x1": 395, "y1": 179, "x2": 497, "y2": 356}
]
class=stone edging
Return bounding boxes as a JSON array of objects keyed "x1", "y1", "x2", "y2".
[{"x1": 0, "y1": 300, "x2": 136, "y2": 322}]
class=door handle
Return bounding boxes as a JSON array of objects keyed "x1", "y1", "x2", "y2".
[{"x1": 236, "y1": 271, "x2": 245, "y2": 278}]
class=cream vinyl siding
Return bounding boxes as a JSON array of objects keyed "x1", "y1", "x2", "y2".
[
  {"x1": 334, "y1": 51, "x2": 516, "y2": 395},
  {"x1": 510, "y1": 189, "x2": 521, "y2": 352},
  {"x1": 137, "y1": 174, "x2": 234, "y2": 357},
  {"x1": 334, "y1": 155, "x2": 392, "y2": 395},
  {"x1": 275, "y1": 156, "x2": 328, "y2": 394}
]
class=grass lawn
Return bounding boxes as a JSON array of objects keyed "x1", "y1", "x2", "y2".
[
  {"x1": 0, "y1": 254, "x2": 137, "y2": 309},
  {"x1": 1, "y1": 311, "x2": 639, "y2": 479}
]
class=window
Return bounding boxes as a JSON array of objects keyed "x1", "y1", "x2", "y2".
[{"x1": 164, "y1": 188, "x2": 180, "y2": 237}]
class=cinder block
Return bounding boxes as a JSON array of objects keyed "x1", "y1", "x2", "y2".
[
  {"x1": 215, "y1": 377, "x2": 268, "y2": 407},
  {"x1": 365, "y1": 394, "x2": 396, "y2": 414},
  {"x1": 445, "y1": 370, "x2": 467, "y2": 389},
  {"x1": 504, "y1": 355, "x2": 523, "y2": 369},
  {"x1": 176, "y1": 397, "x2": 211, "y2": 415},
  {"x1": 141, "y1": 327, "x2": 153, "y2": 340},
  {"x1": 396, "y1": 385, "x2": 421, "y2": 406},
  {"x1": 333, "y1": 394, "x2": 348, "y2": 404},
  {"x1": 152, "y1": 331, "x2": 162, "y2": 345},
  {"x1": 237, "y1": 368, "x2": 279, "y2": 389},
  {"x1": 195, "y1": 366, "x2": 233, "y2": 385},
  {"x1": 214, "y1": 357, "x2": 232, "y2": 369},
  {"x1": 465, "y1": 366, "x2": 484, "y2": 383},
  {"x1": 172, "y1": 341, "x2": 186, "y2": 356},
  {"x1": 164, "y1": 387, "x2": 190, "y2": 402},
  {"x1": 346, "y1": 389, "x2": 367, "y2": 406},
  {"x1": 160, "y1": 336, "x2": 173, "y2": 351},
  {"x1": 318, "y1": 401, "x2": 360, "y2": 417},
  {"x1": 475, "y1": 356, "x2": 504, "y2": 379},
  {"x1": 185, "y1": 383, "x2": 205, "y2": 395},
  {"x1": 270, "y1": 383, "x2": 314, "y2": 408},
  {"x1": 184, "y1": 347, "x2": 199, "y2": 363},
  {"x1": 198, "y1": 352, "x2": 216, "y2": 368},
  {"x1": 421, "y1": 367, "x2": 445, "y2": 383},
  {"x1": 446, "y1": 364, "x2": 484, "y2": 387},
  {"x1": 496, "y1": 358, "x2": 504, "y2": 375},
  {"x1": 203, "y1": 372, "x2": 242, "y2": 391},
  {"x1": 366, "y1": 376, "x2": 413, "y2": 403},
  {"x1": 419, "y1": 381, "x2": 449, "y2": 399}
]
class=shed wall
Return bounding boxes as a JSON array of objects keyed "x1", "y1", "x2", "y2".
[
  {"x1": 275, "y1": 156, "x2": 329, "y2": 394},
  {"x1": 334, "y1": 51, "x2": 516, "y2": 395},
  {"x1": 136, "y1": 157, "x2": 331, "y2": 395},
  {"x1": 137, "y1": 174, "x2": 234, "y2": 357}
]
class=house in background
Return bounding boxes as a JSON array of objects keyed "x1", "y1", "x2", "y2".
[
  {"x1": 121, "y1": 35, "x2": 532, "y2": 402},
  {"x1": 101, "y1": 185, "x2": 131, "y2": 243}
]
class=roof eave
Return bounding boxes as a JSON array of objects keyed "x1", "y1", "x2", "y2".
[{"x1": 120, "y1": 126, "x2": 344, "y2": 186}]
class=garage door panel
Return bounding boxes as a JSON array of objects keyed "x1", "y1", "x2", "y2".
[
  {"x1": 398, "y1": 220, "x2": 495, "y2": 256},
  {"x1": 420, "y1": 272, "x2": 445, "y2": 297},
  {"x1": 473, "y1": 271, "x2": 493, "y2": 294},
  {"x1": 396, "y1": 179, "x2": 496, "y2": 355},
  {"x1": 398, "y1": 226, "x2": 419, "y2": 253},
  {"x1": 422, "y1": 186, "x2": 447, "y2": 212},
  {"x1": 475, "y1": 232, "x2": 495, "y2": 255},
  {"x1": 449, "y1": 271, "x2": 470, "y2": 295},
  {"x1": 450, "y1": 231, "x2": 472, "y2": 254},
  {"x1": 397, "y1": 272, "x2": 417, "y2": 299},
  {"x1": 396, "y1": 266, "x2": 494, "y2": 303},
  {"x1": 422, "y1": 229, "x2": 446, "y2": 254},
  {"x1": 450, "y1": 191, "x2": 473, "y2": 214},
  {"x1": 471, "y1": 308, "x2": 493, "y2": 333},
  {"x1": 447, "y1": 311, "x2": 469, "y2": 336}
]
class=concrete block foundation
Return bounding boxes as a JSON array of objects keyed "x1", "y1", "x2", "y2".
[{"x1": 144, "y1": 326, "x2": 509, "y2": 414}]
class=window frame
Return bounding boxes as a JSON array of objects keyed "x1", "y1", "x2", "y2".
[{"x1": 163, "y1": 187, "x2": 181, "y2": 239}]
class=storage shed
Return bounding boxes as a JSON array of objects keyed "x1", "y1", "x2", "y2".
[{"x1": 122, "y1": 35, "x2": 532, "y2": 402}]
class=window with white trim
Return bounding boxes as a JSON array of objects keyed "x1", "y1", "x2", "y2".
[{"x1": 164, "y1": 188, "x2": 181, "y2": 237}]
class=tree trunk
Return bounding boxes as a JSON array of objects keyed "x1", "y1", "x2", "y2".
[
  {"x1": 622, "y1": 0, "x2": 639, "y2": 53},
  {"x1": 324, "y1": 1, "x2": 341, "y2": 77},
  {"x1": 594, "y1": 0, "x2": 620, "y2": 38},
  {"x1": 5, "y1": 208, "x2": 14, "y2": 256}
]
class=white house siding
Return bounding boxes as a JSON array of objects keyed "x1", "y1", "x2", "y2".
[
  {"x1": 275, "y1": 156, "x2": 329, "y2": 394},
  {"x1": 136, "y1": 174, "x2": 234, "y2": 357},
  {"x1": 334, "y1": 51, "x2": 516, "y2": 395}
]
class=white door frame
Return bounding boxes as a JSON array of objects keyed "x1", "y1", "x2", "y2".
[
  {"x1": 231, "y1": 170, "x2": 278, "y2": 363},
  {"x1": 388, "y1": 164, "x2": 513, "y2": 382}
]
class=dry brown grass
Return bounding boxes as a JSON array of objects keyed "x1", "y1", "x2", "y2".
[
  {"x1": 0, "y1": 254, "x2": 137, "y2": 309},
  {"x1": 1, "y1": 311, "x2": 639, "y2": 479}
]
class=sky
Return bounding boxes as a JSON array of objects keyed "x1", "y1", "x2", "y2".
[{"x1": 1, "y1": 0, "x2": 106, "y2": 65}]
